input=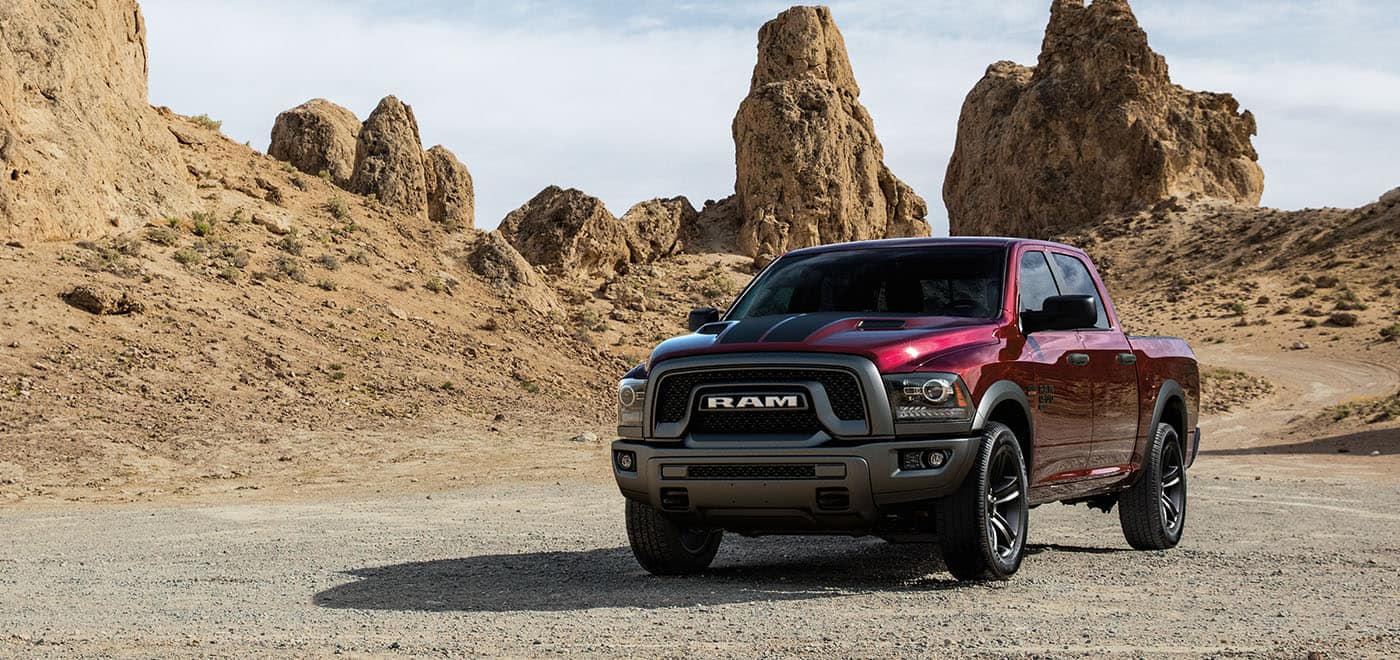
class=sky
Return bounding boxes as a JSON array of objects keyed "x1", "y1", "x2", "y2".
[{"x1": 141, "y1": 0, "x2": 1400, "y2": 235}]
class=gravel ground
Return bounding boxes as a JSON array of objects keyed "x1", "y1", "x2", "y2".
[{"x1": 2, "y1": 459, "x2": 1397, "y2": 658}]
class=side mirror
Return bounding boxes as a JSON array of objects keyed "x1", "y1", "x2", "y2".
[
  {"x1": 1023, "y1": 295, "x2": 1096, "y2": 333},
  {"x1": 687, "y1": 307, "x2": 720, "y2": 332}
]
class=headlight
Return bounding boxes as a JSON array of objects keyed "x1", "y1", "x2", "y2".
[
  {"x1": 617, "y1": 377, "x2": 646, "y2": 427},
  {"x1": 883, "y1": 373, "x2": 972, "y2": 423}
]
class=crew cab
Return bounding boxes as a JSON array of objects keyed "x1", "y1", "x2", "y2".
[{"x1": 611, "y1": 238, "x2": 1200, "y2": 580}]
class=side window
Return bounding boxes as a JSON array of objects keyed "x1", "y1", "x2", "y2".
[
  {"x1": 1050, "y1": 253, "x2": 1110, "y2": 329},
  {"x1": 1018, "y1": 251, "x2": 1060, "y2": 314}
]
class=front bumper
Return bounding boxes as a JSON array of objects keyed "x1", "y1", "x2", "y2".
[{"x1": 612, "y1": 437, "x2": 978, "y2": 535}]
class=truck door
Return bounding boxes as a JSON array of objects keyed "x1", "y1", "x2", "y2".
[
  {"x1": 1015, "y1": 249, "x2": 1092, "y2": 485},
  {"x1": 1048, "y1": 252, "x2": 1139, "y2": 473}
]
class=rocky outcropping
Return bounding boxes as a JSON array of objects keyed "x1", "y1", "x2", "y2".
[
  {"x1": 732, "y1": 6, "x2": 930, "y2": 264},
  {"x1": 498, "y1": 186, "x2": 630, "y2": 277},
  {"x1": 62, "y1": 284, "x2": 144, "y2": 316},
  {"x1": 423, "y1": 146, "x2": 474, "y2": 229},
  {"x1": 268, "y1": 99, "x2": 360, "y2": 187},
  {"x1": 350, "y1": 96, "x2": 428, "y2": 219},
  {"x1": 464, "y1": 230, "x2": 555, "y2": 311},
  {"x1": 944, "y1": 0, "x2": 1264, "y2": 238},
  {"x1": 620, "y1": 197, "x2": 696, "y2": 263},
  {"x1": 0, "y1": 0, "x2": 195, "y2": 241}
]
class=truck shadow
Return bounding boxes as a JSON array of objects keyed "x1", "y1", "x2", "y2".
[
  {"x1": 314, "y1": 537, "x2": 970, "y2": 613},
  {"x1": 1199, "y1": 427, "x2": 1396, "y2": 457}
]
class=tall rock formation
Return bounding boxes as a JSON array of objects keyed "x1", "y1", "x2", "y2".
[
  {"x1": 0, "y1": 0, "x2": 194, "y2": 241},
  {"x1": 350, "y1": 96, "x2": 428, "y2": 219},
  {"x1": 732, "y1": 6, "x2": 930, "y2": 264},
  {"x1": 269, "y1": 99, "x2": 360, "y2": 187},
  {"x1": 498, "y1": 186, "x2": 631, "y2": 277},
  {"x1": 944, "y1": 0, "x2": 1264, "y2": 238},
  {"x1": 423, "y1": 145, "x2": 474, "y2": 229}
]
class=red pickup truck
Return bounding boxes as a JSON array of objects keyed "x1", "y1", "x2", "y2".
[{"x1": 612, "y1": 238, "x2": 1200, "y2": 580}]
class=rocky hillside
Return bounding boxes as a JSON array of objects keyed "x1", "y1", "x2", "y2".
[
  {"x1": 944, "y1": 0, "x2": 1263, "y2": 238},
  {"x1": 1062, "y1": 194, "x2": 1400, "y2": 353}
]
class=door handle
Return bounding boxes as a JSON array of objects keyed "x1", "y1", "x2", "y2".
[
  {"x1": 1117, "y1": 352, "x2": 1137, "y2": 365},
  {"x1": 1067, "y1": 353, "x2": 1090, "y2": 366}
]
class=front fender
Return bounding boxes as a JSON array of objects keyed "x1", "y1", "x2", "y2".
[{"x1": 971, "y1": 380, "x2": 1033, "y2": 438}]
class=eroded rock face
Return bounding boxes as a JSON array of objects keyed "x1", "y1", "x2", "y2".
[
  {"x1": 465, "y1": 230, "x2": 556, "y2": 310},
  {"x1": 944, "y1": 0, "x2": 1264, "y2": 238},
  {"x1": 679, "y1": 195, "x2": 744, "y2": 255},
  {"x1": 350, "y1": 96, "x2": 428, "y2": 218},
  {"x1": 620, "y1": 196, "x2": 696, "y2": 263},
  {"x1": 0, "y1": 0, "x2": 195, "y2": 241},
  {"x1": 732, "y1": 6, "x2": 929, "y2": 264},
  {"x1": 423, "y1": 145, "x2": 474, "y2": 229},
  {"x1": 269, "y1": 99, "x2": 360, "y2": 187},
  {"x1": 497, "y1": 186, "x2": 630, "y2": 277}
]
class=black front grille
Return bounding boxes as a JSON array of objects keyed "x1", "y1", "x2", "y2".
[
  {"x1": 688, "y1": 409, "x2": 822, "y2": 435},
  {"x1": 685, "y1": 464, "x2": 817, "y2": 480},
  {"x1": 654, "y1": 368, "x2": 865, "y2": 424}
]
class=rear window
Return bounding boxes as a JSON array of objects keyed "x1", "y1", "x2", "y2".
[
  {"x1": 1050, "y1": 253, "x2": 1110, "y2": 329},
  {"x1": 728, "y1": 246, "x2": 1006, "y2": 319}
]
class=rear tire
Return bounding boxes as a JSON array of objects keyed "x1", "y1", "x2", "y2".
[
  {"x1": 625, "y1": 499, "x2": 722, "y2": 575},
  {"x1": 936, "y1": 422, "x2": 1029, "y2": 581},
  {"x1": 1119, "y1": 423, "x2": 1187, "y2": 550}
]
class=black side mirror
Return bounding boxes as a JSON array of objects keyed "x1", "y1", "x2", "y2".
[
  {"x1": 687, "y1": 307, "x2": 720, "y2": 332},
  {"x1": 1023, "y1": 295, "x2": 1096, "y2": 333}
]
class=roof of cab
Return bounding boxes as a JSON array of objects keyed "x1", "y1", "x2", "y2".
[{"x1": 783, "y1": 236, "x2": 1084, "y2": 257}]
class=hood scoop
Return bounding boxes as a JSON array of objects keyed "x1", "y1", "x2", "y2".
[
  {"x1": 696, "y1": 321, "x2": 732, "y2": 335},
  {"x1": 857, "y1": 319, "x2": 907, "y2": 331}
]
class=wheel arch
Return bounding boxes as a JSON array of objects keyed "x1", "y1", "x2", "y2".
[
  {"x1": 1150, "y1": 379, "x2": 1188, "y2": 443},
  {"x1": 973, "y1": 381, "x2": 1034, "y2": 467}
]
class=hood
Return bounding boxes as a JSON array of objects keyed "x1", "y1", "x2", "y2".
[{"x1": 647, "y1": 312, "x2": 1002, "y2": 374}]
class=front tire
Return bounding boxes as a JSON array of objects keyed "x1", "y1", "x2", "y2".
[
  {"x1": 625, "y1": 500, "x2": 722, "y2": 575},
  {"x1": 1119, "y1": 422, "x2": 1187, "y2": 550},
  {"x1": 936, "y1": 422, "x2": 1030, "y2": 581}
]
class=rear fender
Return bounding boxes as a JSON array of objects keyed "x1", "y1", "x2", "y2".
[{"x1": 1138, "y1": 379, "x2": 1189, "y2": 476}]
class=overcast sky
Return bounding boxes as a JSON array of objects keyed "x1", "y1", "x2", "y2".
[{"x1": 141, "y1": 0, "x2": 1400, "y2": 235}]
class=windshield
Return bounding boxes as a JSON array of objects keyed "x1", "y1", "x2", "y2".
[{"x1": 727, "y1": 246, "x2": 1007, "y2": 320}]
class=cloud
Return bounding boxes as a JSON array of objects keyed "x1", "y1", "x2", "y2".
[{"x1": 141, "y1": 0, "x2": 1400, "y2": 236}]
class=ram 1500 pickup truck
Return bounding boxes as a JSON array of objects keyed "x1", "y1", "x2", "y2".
[{"x1": 612, "y1": 238, "x2": 1200, "y2": 580}]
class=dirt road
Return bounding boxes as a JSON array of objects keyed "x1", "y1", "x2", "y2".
[{"x1": 2, "y1": 346, "x2": 1397, "y2": 658}]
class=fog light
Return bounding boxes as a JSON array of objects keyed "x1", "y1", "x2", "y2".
[
  {"x1": 899, "y1": 450, "x2": 925, "y2": 471},
  {"x1": 924, "y1": 449, "x2": 949, "y2": 469},
  {"x1": 615, "y1": 450, "x2": 636, "y2": 472}
]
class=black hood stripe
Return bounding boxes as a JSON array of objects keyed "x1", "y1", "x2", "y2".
[
  {"x1": 762, "y1": 312, "x2": 856, "y2": 343},
  {"x1": 717, "y1": 313, "x2": 859, "y2": 344},
  {"x1": 716, "y1": 314, "x2": 792, "y2": 344}
]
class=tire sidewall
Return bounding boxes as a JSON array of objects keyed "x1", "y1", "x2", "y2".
[
  {"x1": 1156, "y1": 425, "x2": 1187, "y2": 545},
  {"x1": 979, "y1": 425, "x2": 1030, "y2": 577}
]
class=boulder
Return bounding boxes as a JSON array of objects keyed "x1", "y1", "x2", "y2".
[
  {"x1": 0, "y1": 0, "x2": 195, "y2": 242},
  {"x1": 268, "y1": 99, "x2": 360, "y2": 187},
  {"x1": 253, "y1": 210, "x2": 293, "y2": 235},
  {"x1": 62, "y1": 285, "x2": 143, "y2": 315},
  {"x1": 423, "y1": 145, "x2": 475, "y2": 229},
  {"x1": 497, "y1": 186, "x2": 630, "y2": 277},
  {"x1": 350, "y1": 96, "x2": 428, "y2": 218},
  {"x1": 732, "y1": 6, "x2": 930, "y2": 264},
  {"x1": 944, "y1": 0, "x2": 1264, "y2": 238},
  {"x1": 620, "y1": 196, "x2": 696, "y2": 263},
  {"x1": 1378, "y1": 187, "x2": 1400, "y2": 206},
  {"x1": 464, "y1": 230, "x2": 556, "y2": 311}
]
